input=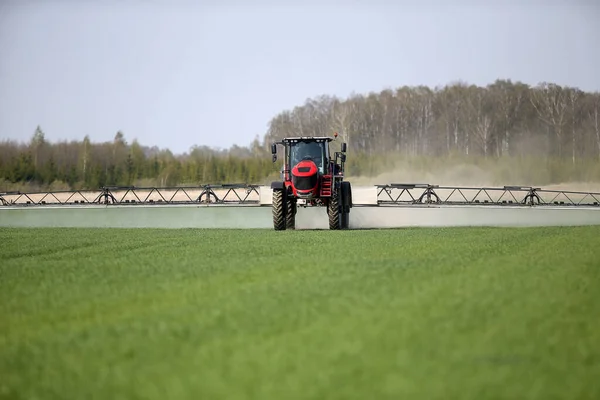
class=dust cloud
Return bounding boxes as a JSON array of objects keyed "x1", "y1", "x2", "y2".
[
  {"x1": 361, "y1": 206, "x2": 600, "y2": 229},
  {"x1": 348, "y1": 160, "x2": 600, "y2": 192},
  {"x1": 340, "y1": 157, "x2": 600, "y2": 230},
  {"x1": 350, "y1": 163, "x2": 496, "y2": 187},
  {"x1": 289, "y1": 205, "x2": 600, "y2": 230}
]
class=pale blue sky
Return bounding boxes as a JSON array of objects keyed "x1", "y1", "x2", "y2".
[{"x1": 1, "y1": 0, "x2": 598, "y2": 154}]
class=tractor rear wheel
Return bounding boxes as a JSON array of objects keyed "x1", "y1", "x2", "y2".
[
  {"x1": 341, "y1": 181, "x2": 352, "y2": 229},
  {"x1": 341, "y1": 210, "x2": 349, "y2": 229},
  {"x1": 328, "y1": 190, "x2": 341, "y2": 230},
  {"x1": 272, "y1": 189, "x2": 286, "y2": 230}
]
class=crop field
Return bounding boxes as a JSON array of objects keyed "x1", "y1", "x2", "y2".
[{"x1": 1, "y1": 226, "x2": 599, "y2": 400}]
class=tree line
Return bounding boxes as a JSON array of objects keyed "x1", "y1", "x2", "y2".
[
  {"x1": 264, "y1": 79, "x2": 600, "y2": 163},
  {"x1": 1, "y1": 79, "x2": 599, "y2": 192},
  {"x1": 0, "y1": 130, "x2": 277, "y2": 192}
]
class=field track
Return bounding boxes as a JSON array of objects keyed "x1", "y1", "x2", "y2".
[{"x1": 1, "y1": 227, "x2": 599, "y2": 399}]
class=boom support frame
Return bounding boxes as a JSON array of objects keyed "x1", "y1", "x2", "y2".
[
  {"x1": 0, "y1": 184, "x2": 261, "y2": 206},
  {"x1": 1, "y1": 183, "x2": 599, "y2": 208},
  {"x1": 376, "y1": 184, "x2": 600, "y2": 207}
]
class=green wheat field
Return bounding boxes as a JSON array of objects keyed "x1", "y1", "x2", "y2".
[{"x1": 1, "y1": 227, "x2": 599, "y2": 400}]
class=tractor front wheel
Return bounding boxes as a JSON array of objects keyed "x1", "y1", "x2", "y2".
[{"x1": 272, "y1": 189, "x2": 286, "y2": 230}]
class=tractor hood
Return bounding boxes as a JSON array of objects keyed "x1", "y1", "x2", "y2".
[
  {"x1": 291, "y1": 160, "x2": 319, "y2": 195},
  {"x1": 292, "y1": 159, "x2": 318, "y2": 177}
]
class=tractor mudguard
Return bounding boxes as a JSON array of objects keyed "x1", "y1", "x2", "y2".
[
  {"x1": 341, "y1": 181, "x2": 352, "y2": 211},
  {"x1": 271, "y1": 181, "x2": 284, "y2": 190}
]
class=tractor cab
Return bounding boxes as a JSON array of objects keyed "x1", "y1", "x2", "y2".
[
  {"x1": 271, "y1": 136, "x2": 346, "y2": 181},
  {"x1": 288, "y1": 139, "x2": 329, "y2": 175}
]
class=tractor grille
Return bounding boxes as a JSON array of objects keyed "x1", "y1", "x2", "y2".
[{"x1": 293, "y1": 174, "x2": 318, "y2": 191}]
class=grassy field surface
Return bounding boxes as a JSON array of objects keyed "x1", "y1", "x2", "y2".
[{"x1": 1, "y1": 227, "x2": 599, "y2": 399}]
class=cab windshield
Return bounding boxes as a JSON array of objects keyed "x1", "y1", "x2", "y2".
[{"x1": 289, "y1": 141, "x2": 325, "y2": 173}]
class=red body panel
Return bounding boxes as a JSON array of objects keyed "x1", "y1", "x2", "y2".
[
  {"x1": 289, "y1": 160, "x2": 319, "y2": 197},
  {"x1": 292, "y1": 160, "x2": 318, "y2": 177}
]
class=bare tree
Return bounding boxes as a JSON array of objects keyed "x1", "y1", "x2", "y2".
[
  {"x1": 467, "y1": 86, "x2": 493, "y2": 157},
  {"x1": 80, "y1": 135, "x2": 91, "y2": 178},
  {"x1": 413, "y1": 86, "x2": 435, "y2": 155},
  {"x1": 332, "y1": 99, "x2": 353, "y2": 150},
  {"x1": 568, "y1": 87, "x2": 583, "y2": 164},
  {"x1": 435, "y1": 84, "x2": 465, "y2": 154},
  {"x1": 590, "y1": 93, "x2": 600, "y2": 160},
  {"x1": 530, "y1": 82, "x2": 569, "y2": 158},
  {"x1": 487, "y1": 80, "x2": 525, "y2": 156}
]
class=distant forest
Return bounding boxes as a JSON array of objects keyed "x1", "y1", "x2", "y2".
[{"x1": 1, "y1": 79, "x2": 600, "y2": 192}]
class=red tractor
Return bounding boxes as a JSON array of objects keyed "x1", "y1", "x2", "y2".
[{"x1": 270, "y1": 134, "x2": 352, "y2": 230}]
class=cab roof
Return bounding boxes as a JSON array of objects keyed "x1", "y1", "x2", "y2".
[{"x1": 280, "y1": 136, "x2": 334, "y2": 143}]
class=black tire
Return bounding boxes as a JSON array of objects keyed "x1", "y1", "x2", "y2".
[
  {"x1": 341, "y1": 181, "x2": 352, "y2": 229},
  {"x1": 342, "y1": 181, "x2": 353, "y2": 209},
  {"x1": 341, "y1": 210, "x2": 349, "y2": 229},
  {"x1": 328, "y1": 190, "x2": 340, "y2": 230},
  {"x1": 272, "y1": 189, "x2": 286, "y2": 231},
  {"x1": 286, "y1": 196, "x2": 296, "y2": 230}
]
